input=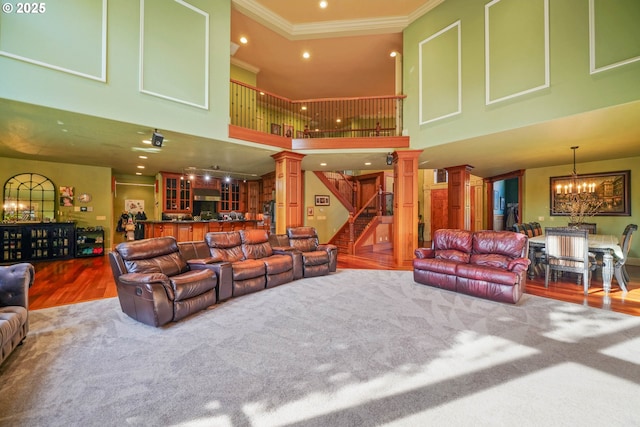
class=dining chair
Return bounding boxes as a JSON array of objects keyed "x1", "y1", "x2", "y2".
[
  {"x1": 544, "y1": 227, "x2": 596, "y2": 295},
  {"x1": 614, "y1": 224, "x2": 637, "y2": 289},
  {"x1": 568, "y1": 222, "x2": 597, "y2": 234}
]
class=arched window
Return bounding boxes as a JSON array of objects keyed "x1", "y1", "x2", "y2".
[{"x1": 3, "y1": 173, "x2": 56, "y2": 222}]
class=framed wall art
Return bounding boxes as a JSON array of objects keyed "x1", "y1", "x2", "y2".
[
  {"x1": 549, "y1": 170, "x2": 630, "y2": 216},
  {"x1": 314, "y1": 195, "x2": 330, "y2": 206}
]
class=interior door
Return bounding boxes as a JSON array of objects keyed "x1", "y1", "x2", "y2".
[{"x1": 431, "y1": 189, "x2": 448, "y2": 239}]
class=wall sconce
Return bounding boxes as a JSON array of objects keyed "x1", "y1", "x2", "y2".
[{"x1": 386, "y1": 153, "x2": 393, "y2": 166}]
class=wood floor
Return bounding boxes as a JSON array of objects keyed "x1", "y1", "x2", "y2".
[{"x1": 27, "y1": 249, "x2": 640, "y2": 316}]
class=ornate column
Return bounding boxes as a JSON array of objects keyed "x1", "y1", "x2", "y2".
[
  {"x1": 445, "y1": 164, "x2": 473, "y2": 230},
  {"x1": 271, "y1": 151, "x2": 305, "y2": 234},
  {"x1": 392, "y1": 150, "x2": 423, "y2": 265}
]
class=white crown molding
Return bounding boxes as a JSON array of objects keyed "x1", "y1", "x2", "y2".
[
  {"x1": 231, "y1": 57, "x2": 260, "y2": 74},
  {"x1": 232, "y1": 0, "x2": 446, "y2": 39}
]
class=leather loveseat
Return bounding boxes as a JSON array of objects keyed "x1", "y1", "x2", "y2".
[
  {"x1": 191, "y1": 229, "x2": 301, "y2": 298},
  {"x1": 413, "y1": 229, "x2": 530, "y2": 304},
  {"x1": 109, "y1": 236, "x2": 217, "y2": 327},
  {"x1": 0, "y1": 263, "x2": 35, "y2": 365}
]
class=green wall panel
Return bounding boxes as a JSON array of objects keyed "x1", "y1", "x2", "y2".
[
  {"x1": 141, "y1": 0, "x2": 208, "y2": 108},
  {"x1": 0, "y1": 0, "x2": 105, "y2": 80},
  {"x1": 419, "y1": 21, "x2": 460, "y2": 124},
  {"x1": 591, "y1": 0, "x2": 640, "y2": 72},
  {"x1": 486, "y1": 0, "x2": 548, "y2": 103}
]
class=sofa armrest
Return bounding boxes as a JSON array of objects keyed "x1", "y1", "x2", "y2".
[
  {"x1": 186, "y1": 256, "x2": 223, "y2": 266},
  {"x1": 188, "y1": 261, "x2": 233, "y2": 301},
  {"x1": 0, "y1": 263, "x2": 34, "y2": 309},
  {"x1": 415, "y1": 248, "x2": 435, "y2": 259},
  {"x1": 117, "y1": 272, "x2": 174, "y2": 299},
  {"x1": 317, "y1": 244, "x2": 338, "y2": 272},
  {"x1": 507, "y1": 257, "x2": 531, "y2": 273}
]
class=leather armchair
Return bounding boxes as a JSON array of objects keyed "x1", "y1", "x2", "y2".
[
  {"x1": 0, "y1": 263, "x2": 35, "y2": 364},
  {"x1": 109, "y1": 237, "x2": 217, "y2": 327},
  {"x1": 286, "y1": 226, "x2": 338, "y2": 277},
  {"x1": 241, "y1": 229, "x2": 299, "y2": 288}
]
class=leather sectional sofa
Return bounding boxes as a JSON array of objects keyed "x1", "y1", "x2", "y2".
[
  {"x1": 413, "y1": 229, "x2": 530, "y2": 304},
  {"x1": 110, "y1": 227, "x2": 335, "y2": 327},
  {"x1": 0, "y1": 263, "x2": 35, "y2": 365}
]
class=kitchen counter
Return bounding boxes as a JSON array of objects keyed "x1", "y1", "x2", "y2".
[{"x1": 141, "y1": 219, "x2": 265, "y2": 242}]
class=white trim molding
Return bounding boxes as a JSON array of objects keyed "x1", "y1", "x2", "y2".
[
  {"x1": 139, "y1": 0, "x2": 210, "y2": 110},
  {"x1": 0, "y1": 0, "x2": 107, "y2": 82},
  {"x1": 589, "y1": 0, "x2": 640, "y2": 74},
  {"x1": 485, "y1": 0, "x2": 550, "y2": 105},
  {"x1": 419, "y1": 21, "x2": 462, "y2": 125}
]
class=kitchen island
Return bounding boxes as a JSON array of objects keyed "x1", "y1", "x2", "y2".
[{"x1": 141, "y1": 220, "x2": 264, "y2": 243}]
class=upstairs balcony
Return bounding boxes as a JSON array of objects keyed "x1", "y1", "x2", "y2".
[{"x1": 228, "y1": 79, "x2": 409, "y2": 151}]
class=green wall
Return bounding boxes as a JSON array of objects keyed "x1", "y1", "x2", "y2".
[
  {"x1": 0, "y1": 157, "x2": 114, "y2": 249},
  {"x1": 0, "y1": 0, "x2": 231, "y2": 141},
  {"x1": 524, "y1": 156, "x2": 639, "y2": 263},
  {"x1": 304, "y1": 172, "x2": 349, "y2": 243},
  {"x1": 403, "y1": 0, "x2": 640, "y2": 147}
]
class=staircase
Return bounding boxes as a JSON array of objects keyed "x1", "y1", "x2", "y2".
[{"x1": 332, "y1": 213, "x2": 375, "y2": 254}]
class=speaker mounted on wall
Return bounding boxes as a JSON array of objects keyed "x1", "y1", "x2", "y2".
[{"x1": 152, "y1": 129, "x2": 164, "y2": 147}]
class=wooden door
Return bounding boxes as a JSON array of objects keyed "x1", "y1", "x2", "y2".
[{"x1": 431, "y1": 189, "x2": 448, "y2": 239}]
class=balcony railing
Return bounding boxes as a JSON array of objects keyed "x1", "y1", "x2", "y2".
[{"x1": 230, "y1": 79, "x2": 405, "y2": 140}]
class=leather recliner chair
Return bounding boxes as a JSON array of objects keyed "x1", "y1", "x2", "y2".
[
  {"x1": 286, "y1": 226, "x2": 338, "y2": 277},
  {"x1": 109, "y1": 236, "x2": 217, "y2": 327}
]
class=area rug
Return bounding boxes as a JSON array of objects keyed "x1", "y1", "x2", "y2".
[{"x1": 1, "y1": 269, "x2": 639, "y2": 427}]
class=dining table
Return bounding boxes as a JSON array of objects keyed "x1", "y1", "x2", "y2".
[{"x1": 527, "y1": 234, "x2": 625, "y2": 293}]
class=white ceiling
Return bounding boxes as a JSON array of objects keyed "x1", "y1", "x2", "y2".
[{"x1": 0, "y1": 0, "x2": 639, "y2": 179}]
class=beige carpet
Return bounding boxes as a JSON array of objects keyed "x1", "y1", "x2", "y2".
[{"x1": 1, "y1": 269, "x2": 639, "y2": 426}]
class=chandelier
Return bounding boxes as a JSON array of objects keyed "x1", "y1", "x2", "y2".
[{"x1": 553, "y1": 146, "x2": 602, "y2": 225}]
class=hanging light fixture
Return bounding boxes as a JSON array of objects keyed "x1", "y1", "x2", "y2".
[{"x1": 554, "y1": 146, "x2": 601, "y2": 225}]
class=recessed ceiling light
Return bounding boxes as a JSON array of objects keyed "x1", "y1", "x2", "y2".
[
  {"x1": 137, "y1": 165, "x2": 145, "y2": 169},
  {"x1": 240, "y1": 36, "x2": 248, "y2": 44},
  {"x1": 390, "y1": 51, "x2": 397, "y2": 57},
  {"x1": 138, "y1": 155, "x2": 147, "y2": 159},
  {"x1": 136, "y1": 172, "x2": 142, "y2": 176},
  {"x1": 56, "y1": 120, "x2": 64, "y2": 125},
  {"x1": 142, "y1": 139, "x2": 151, "y2": 144},
  {"x1": 319, "y1": 1, "x2": 328, "y2": 9},
  {"x1": 302, "y1": 51, "x2": 310, "y2": 59},
  {"x1": 365, "y1": 162, "x2": 372, "y2": 166},
  {"x1": 320, "y1": 162, "x2": 327, "y2": 166}
]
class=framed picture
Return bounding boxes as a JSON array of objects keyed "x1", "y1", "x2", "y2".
[
  {"x1": 283, "y1": 124, "x2": 294, "y2": 138},
  {"x1": 315, "y1": 195, "x2": 330, "y2": 206},
  {"x1": 270, "y1": 123, "x2": 281, "y2": 135},
  {"x1": 549, "y1": 170, "x2": 631, "y2": 216},
  {"x1": 307, "y1": 207, "x2": 314, "y2": 216}
]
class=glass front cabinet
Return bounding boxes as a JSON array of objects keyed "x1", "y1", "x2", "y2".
[{"x1": 163, "y1": 173, "x2": 191, "y2": 213}]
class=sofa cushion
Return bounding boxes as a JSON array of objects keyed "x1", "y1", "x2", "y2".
[
  {"x1": 455, "y1": 263, "x2": 518, "y2": 286},
  {"x1": 231, "y1": 259, "x2": 266, "y2": 281},
  {"x1": 470, "y1": 253, "x2": 511, "y2": 269},
  {"x1": 241, "y1": 229, "x2": 273, "y2": 259},
  {"x1": 302, "y1": 250, "x2": 329, "y2": 267},
  {"x1": 262, "y1": 255, "x2": 292, "y2": 275},
  {"x1": 473, "y1": 231, "x2": 527, "y2": 259},
  {"x1": 413, "y1": 258, "x2": 458, "y2": 275},
  {"x1": 433, "y1": 229, "x2": 473, "y2": 263},
  {"x1": 116, "y1": 237, "x2": 188, "y2": 276},
  {"x1": 206, "y1": 232, "x2": 245, "y2": 262}
]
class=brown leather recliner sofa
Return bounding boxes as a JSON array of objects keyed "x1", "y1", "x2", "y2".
[
  {"x1": 413, "y1": 229, "x2": 530, "y2": 304},
  {"x1": 186, "y1": 229, "x2": 301, "y2": 298},
  {"x1": 109, "y1": 236, "x2": 218, "y2": 327},
  {"x1": 0, "y1": 263, "x2": 35, "y2": 365},
  {"x1": 283, "y1": 227, "x2": 337, "y2": 277}
]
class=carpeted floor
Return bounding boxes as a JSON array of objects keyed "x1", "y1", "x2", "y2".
[{"x1": 1, "y1": 269, "x2": 639, "y2": 427}]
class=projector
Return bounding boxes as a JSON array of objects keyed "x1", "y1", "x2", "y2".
[{"x1": 152, "y1": 131, "x2": 164, "y2": 147}]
